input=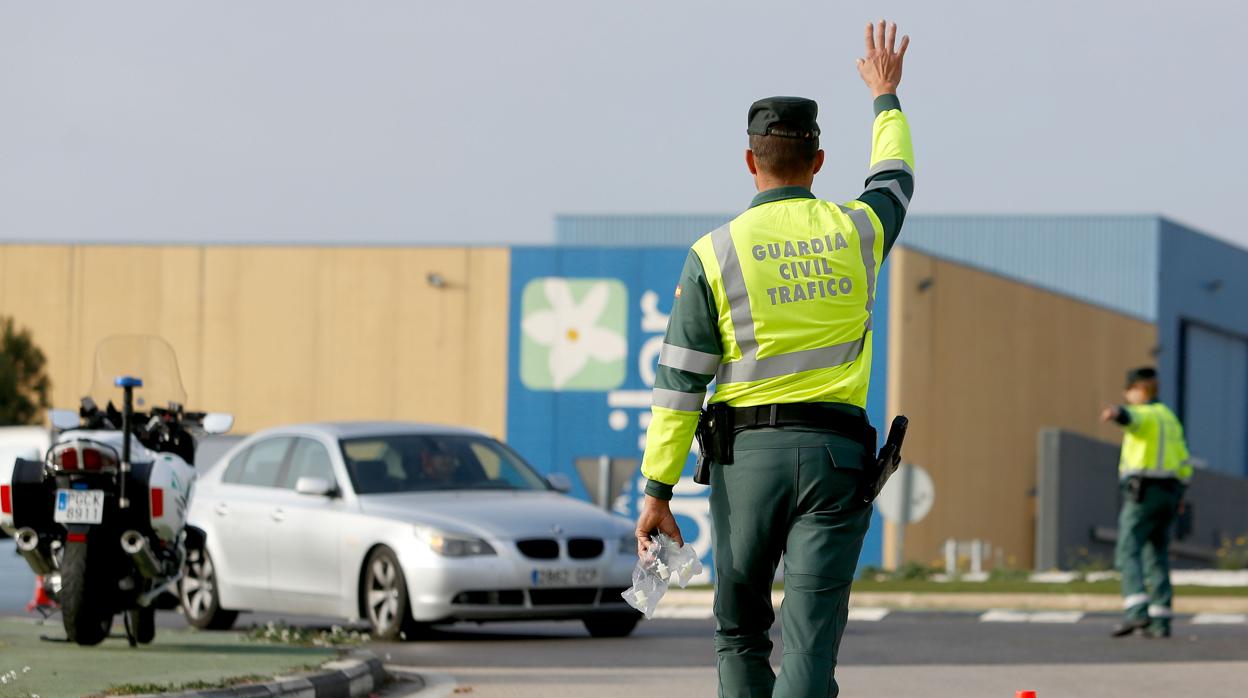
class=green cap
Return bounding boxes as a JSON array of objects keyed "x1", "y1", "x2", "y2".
[
  {"x1": 747, "y1": 96, "x2": 820, "y2": 139},
  {"x1": 1126, "y1": 366, "x2": 1157, "y2": 387}
]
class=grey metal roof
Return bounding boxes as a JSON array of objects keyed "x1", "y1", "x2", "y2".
[{"x1": 555, "y1": 213, "x2": 1169, "y2": 321}]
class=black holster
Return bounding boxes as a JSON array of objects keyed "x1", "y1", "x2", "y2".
[{"x1": 693, "y1": 403, "x2": 734, "y2": 485}]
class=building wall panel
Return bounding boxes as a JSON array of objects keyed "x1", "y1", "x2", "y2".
[
  {"x1": 0, "y1": 244, "x2": 511, "y2": 439},
  {"x1": 886, "y1": 248, "x2": 1157, "y2": 568}
]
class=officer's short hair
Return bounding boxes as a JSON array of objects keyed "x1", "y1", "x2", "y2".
[{"x1": 749, "y1": 122, "x2": 820, "y2": 178}]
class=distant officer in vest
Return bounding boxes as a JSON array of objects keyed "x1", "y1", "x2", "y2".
[
  {"x1": 1100, "y1": 366, "x2": 1192, "y2": 639},
  {"x1": 634, "y1": 20, "x2": 913, "y2": 697}
]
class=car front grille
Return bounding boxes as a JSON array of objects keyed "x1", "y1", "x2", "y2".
[
  {"x1": 452, "y1": 590, "x2": 525, "y2": 606},
  {"x1": 451, "y1": 587, "x2": 618, "y2": 608},
  {"x1": 567, "y1": 538, "x2": 604, "y2": 559},
  {"x1": 516, "y1": 538, "x2": 560, "y2": 559},
  {"x1": 529, "y1": 587, "x2": 598, "y2": 606}
]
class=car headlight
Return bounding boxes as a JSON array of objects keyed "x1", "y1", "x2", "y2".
[{"x1": 414, "y1": 526, "x2": 496, "y2": 557}]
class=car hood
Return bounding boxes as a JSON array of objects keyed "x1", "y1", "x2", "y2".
[{"x1": 356, "y1": 490, "x2": 632, "y2": 541}]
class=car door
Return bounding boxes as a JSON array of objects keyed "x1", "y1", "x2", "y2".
[
  {"x1": 265, "y1": 437, "x2": 346, "y2": 613},
  {"x1": 209, "y1": 436, "x2": 294, "y2": 609}
]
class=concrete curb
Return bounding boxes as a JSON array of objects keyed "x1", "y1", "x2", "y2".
[
  {"x1": 661, "y1": 589, "x2": 1248, "y2": 613},
  {"x1": 148, "y1": 650, "x2": 387, "y2": 698}
]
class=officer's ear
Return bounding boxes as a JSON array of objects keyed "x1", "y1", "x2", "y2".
[
  {"x1": 812, "y1": 149, "x2": 826, "y2": 175},
  {"x1": 745, "y1": 149, "x2": 759, "y2": 175}
]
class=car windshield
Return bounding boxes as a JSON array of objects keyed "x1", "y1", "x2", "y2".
[
  {"x1": 340, "y1": 434, "x2": 550, "y2": 494},
  {"x1": 87, "y1": 335, "x2": 188, "y2": 411}
]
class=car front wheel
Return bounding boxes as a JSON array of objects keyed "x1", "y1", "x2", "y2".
[
  {"x1": 180, "y1": 549, "x2": 239, "y2": 630},
  {"x1": 362, "y1": 546, "x2": 426, "y2": 641},
  {"x1": 583, "y1": 612, "x2": 642, "y2": 638}
]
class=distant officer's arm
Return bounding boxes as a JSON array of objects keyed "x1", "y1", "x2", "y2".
[
  {"x1": 1101, "y1": 405, "x2": 1133, "y2": 427},
  {"x1": 640, "y1": 251, "x2": 722, "y2": 501},
  {"x1": 853, "y1": 21, "x2": 914, "y2": 257}
]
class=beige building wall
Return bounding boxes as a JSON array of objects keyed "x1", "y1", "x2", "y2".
[
  {"x1": 0, "y1": 244, "x2": 511, "y2": 438},
  {"x1": 884, "y1": 248, "x2": 1157, "y2": 569}
]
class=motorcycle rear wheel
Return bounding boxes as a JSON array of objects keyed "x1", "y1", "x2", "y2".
[{"x1": 61, "y1": 536, "x2": 115, "y2": 646}]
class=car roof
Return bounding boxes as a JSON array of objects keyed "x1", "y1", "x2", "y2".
[{"x1": 255, "y1": 421, "x2": 489, "y2": 441}]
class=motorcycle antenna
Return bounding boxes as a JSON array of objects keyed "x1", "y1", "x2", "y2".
[{"x1": 115, "y1": 376, "x2": 143, "y2": 510}]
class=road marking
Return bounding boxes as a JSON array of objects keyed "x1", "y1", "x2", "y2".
[
  {"x1": 848, "y1": 607, "x2": 891, "y2": 622},
  {"x1": 1192, "y1": 613, "x2": 1248, "y2": 625},
  {"x1": 653, "y1": 606, "x2": 714, "y2": 620},
  {"x1": 652, "y1": 606, "x2": 891, "y2": 622},
  {"x1": 980, "y1": 610, "x2": 1084, "y2": 623}
]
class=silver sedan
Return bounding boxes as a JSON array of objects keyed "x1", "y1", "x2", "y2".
[{"x1": 180, "y1": 422, "x2": 640, "y2": 639}]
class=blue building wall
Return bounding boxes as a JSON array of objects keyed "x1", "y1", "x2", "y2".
[
  {"x1": 506, "y1": 245, "x2": 890, "y2": 570},
  {"x1": 1157, "y1": 220, "x2": 1248, "y2": 476}
]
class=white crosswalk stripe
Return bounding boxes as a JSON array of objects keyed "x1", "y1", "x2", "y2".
[
  {"x1": 1192, "y1": 613, "x2": 1248, "y2": 625},
  {"x1": 848, "y1": 607, "x2": 891, "y2": 622},
  {"x1": 980, "y1": 610, "x2": 1084, "y2": 623},
  {"x1": 651, "y1": 606, "x2": 891, "y2": 622},
  {"x1": 652, "y1": 606, "x2": 714, "y2": 620}
]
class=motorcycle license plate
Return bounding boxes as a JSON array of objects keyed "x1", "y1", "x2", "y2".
[
  {"x1": 54, "y1": 489, "x2": 105, "y2": 525},
  {"x1": 531, "y1": 567, "x2": 599, "y2": 587}
]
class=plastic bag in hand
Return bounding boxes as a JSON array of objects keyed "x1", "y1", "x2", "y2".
[{"x1": 621, "y1": 533, "x2": 703, "y2": 618}]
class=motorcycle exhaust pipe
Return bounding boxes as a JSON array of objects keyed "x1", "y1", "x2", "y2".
[
  {"x1": 120, "y1": 530, "x2": 162, "y2": 580},
  {"x1": 15, "y1": 528, "x2": 54, "y2": 576}
]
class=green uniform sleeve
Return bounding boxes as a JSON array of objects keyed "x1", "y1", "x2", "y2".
[
  {"x1": 640, "y1": 250, "x2": 722, "y2": 500},
  {"x1": 855, "y1": 94, "x2": 915, "y2": 258},
  {"x1": 1122, "y1": 405, "x2": 1151, "y2": 435}
]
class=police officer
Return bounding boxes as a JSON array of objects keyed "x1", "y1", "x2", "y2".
[
  {"x1": 634, "y1": 20, "x2": 913, "y2": 697},
  {"x1": 1100, "y1": 366, "x2": 1191, "y2": 639}
]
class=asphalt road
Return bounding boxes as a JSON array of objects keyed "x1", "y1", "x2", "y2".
[
  {"x1": 7, "y1": 542, "x2": 1248, "y2": 697},
  {"x1": 375, "y1": 615, "x2": 1248, "y2": 697}
]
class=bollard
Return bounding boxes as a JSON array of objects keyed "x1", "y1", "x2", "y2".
[{"x1": 1015, "y1": 691, "x2": 1037, "y2": 698}]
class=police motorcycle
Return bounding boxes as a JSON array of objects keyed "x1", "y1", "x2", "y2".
[{"x1": 0, "y1": 336, "x2": 233, "y2": 646}]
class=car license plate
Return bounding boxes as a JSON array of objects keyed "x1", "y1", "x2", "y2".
[
  {"x1": 531, "y1": 567, "x2": 599, "y2": 587},
  {"x1": 54, "y1": 489, "x2": 105, "y2": 525}
]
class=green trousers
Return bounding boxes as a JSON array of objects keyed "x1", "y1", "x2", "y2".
[
  {"x1": 710, "y1": 428, "x2": 872, "y2": 698},
  {"x1": 1114, "y1": 478, "x2": 1182, "y2": 631}
]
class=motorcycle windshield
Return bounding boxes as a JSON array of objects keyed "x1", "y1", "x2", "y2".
[{"x1": 88, "y1": 335, "x2": 188, "y2": 411}]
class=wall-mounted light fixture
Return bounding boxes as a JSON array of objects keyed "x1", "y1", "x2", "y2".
[{"x1": 426, "y1": 272, "x2": 447, "y2": 289}]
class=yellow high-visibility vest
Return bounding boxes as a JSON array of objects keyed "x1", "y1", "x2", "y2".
[{"x1": 1120, "y1": 402, "x2": 1192, "y2": 481}]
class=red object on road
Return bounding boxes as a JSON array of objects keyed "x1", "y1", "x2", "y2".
[
  {"x1": 26, "y1": 576, "x2": 57, "y2": 613},
  {"x1": 1016, "y1": 692, "x2": 1037, "y2": 698}
]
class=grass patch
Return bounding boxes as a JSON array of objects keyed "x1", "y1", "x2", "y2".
[
  {"x1": 100, "y1": 674, "x2": 271, "y2": 696},
  {"x1": 245, "y1": 621, "x2": 369, "y2": 647}
]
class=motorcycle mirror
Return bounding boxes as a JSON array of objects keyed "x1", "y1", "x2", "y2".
[
  {"x1": 295, "y1": 476, "x2": 336, "y2": 497},
  {"x1": 201, "y1": 413, "x2": 234, "y2": 435},
  {"x1": 547, "y1": 473, "x2": 573, "y2": 494},
  {"x1": 48, "y1": 409, "x2": 80, "y2": 431}
]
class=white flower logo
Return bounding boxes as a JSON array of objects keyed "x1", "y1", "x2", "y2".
[{"x1": 521, "y1": 278, "x2": 627, "y2": 390}]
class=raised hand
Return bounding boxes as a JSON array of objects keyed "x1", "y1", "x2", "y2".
[{"x1": 857, "y1": 20, "x2": 909, "y2": 98}]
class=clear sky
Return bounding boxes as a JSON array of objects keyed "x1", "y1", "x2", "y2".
[{"x1": 2, "y1": 0, "x2": 1245, "y2": 248}]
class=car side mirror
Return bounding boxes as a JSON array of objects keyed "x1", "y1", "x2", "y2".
[
  {"x1": 48, "y1": 409, "x2": 80, "y2": 431},
  {"x1": 201, "y1": 413, "x2": 234, "y2": 435},
  {"x1": 295, "y1": 476, "x2": 336, "y2": 497},
  {"x1": 546, "y1": 473, "x2": 573, "y2": 493}
]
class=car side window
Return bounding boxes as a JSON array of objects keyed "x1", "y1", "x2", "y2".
[
  {"x1": 232, "y1": 437, "x2": 293, "y2": 488},
  {"x1": 282, "y1": 438, "x2": 336, "y2": 489},
  {"x1": 222, "y1": 447, "x2": 250, "y2": 484}
]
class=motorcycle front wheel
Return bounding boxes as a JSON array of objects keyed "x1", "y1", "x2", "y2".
[
  {"x1": 125, "y1": 606, "x2": 156, "y2": 646},
  {"x1": 61, "y1": 534, "x2": 115, "y2": 646}
]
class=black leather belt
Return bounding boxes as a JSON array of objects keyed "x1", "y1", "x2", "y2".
[{"x1": 730, "y1": 403, "x2": 876, "y2": 452}]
